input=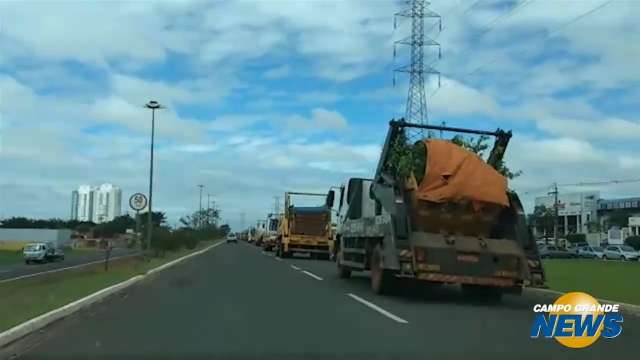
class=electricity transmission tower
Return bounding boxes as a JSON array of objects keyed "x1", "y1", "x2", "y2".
[{"x1": 394, "y1": 0, "x2": 442, "y2": 140}]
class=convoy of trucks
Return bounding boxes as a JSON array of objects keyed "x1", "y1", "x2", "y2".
[{"x1": 242, "y1": 119, "x2": 545, "y2": 301}]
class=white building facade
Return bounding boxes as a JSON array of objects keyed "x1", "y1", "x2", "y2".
[
  {"x1": 71, "y1": 183, "x2": 122, "y2": 223},
  {"x1": 534, "y1": 191, "x2": 600, "y2": 235}
]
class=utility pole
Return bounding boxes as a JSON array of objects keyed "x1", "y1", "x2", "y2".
[
  {"x1": 197, "y1": 184, "x2": 204, "y2": 229},
  {"x1": 144, "y1": 100, "x2": 164, "y2": 252},
  {"x1": 274, "y1": 196, "x2": 280, "y2": 215},
  {"x1": 548, "y1": 183, "x2": 559, "y2": 246},
  {"x1": 240, "y1": 212, "x2": 246, "y2": 230},
  {"x1": 207, "y1": 193, "x2": 213, "y2": 226},
  {"x1": 394, "y1": 0, "x2": 442, "y2": 141}
]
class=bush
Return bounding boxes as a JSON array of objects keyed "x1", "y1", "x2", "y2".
[
  {"x1": 625, "y1": 236, "x2": 640, "y2": 251},
  {"x1": 566, "y1": 233, "x2": 586, "y2": 244}
]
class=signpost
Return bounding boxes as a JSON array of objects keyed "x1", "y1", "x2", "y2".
[{"x1": 129, "y1": 193, "x2": 148, "y2": 249}]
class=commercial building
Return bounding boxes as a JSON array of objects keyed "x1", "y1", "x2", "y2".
[
  {"x1": 533, "y1": 191, "x2": 640, "y2": 236},
  {"x1": 71, "y1": 183, "x2": 122, "y2": 223},
  {"x1": 534, "y1": 191, "x2": 599, "y2": 236}
]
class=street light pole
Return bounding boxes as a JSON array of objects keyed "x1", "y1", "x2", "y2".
[
  {"x1": 198, "y1": 184, "x2": 204, "y2": 229},
  {"x1": 145, "y1": 100, "x2": 163, "y2": 251}
]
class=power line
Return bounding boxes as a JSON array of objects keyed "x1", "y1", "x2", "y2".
[
  {"x1": 433, "y1": 0, "x2": 614, "y2": 96},
  {"x1": 519, "y1": 178, "x2": 640, "y2": 196}
]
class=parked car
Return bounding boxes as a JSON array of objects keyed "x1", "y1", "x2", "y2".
[
  {"x1": 603, "y1": 245, "x2": 639, "y2": 261},
  {"x1": 23, "y1": 242, "x2": 65, "y2": 264},
  {"x1": 566, "y1": 243, "x2": 587, "y2": 257},
  {"x1": 226, "y1": 233, "x2": 238, "y2": 244},
  {"x1": 538, "y1": 244, "x2": 575, "y2": 259},
  {"x1": 578, "y1": 246, "x2": 605, "y2": 259}
]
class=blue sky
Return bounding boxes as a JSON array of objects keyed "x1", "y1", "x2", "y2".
[{"x1": 1, "y1": 0, "x2": 639, "y2": 229}]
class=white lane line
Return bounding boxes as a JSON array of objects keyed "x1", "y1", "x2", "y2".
[
  {"x1": 347, "y1": 293, "x2": 409, "y2": 324},
  {"x1": 301, "y1": 270, "x2": 323, "y2": 281},
  {"x1": 274, "y1": 257, "x2": 282, "y2": 262},
  {"x1": 0, "y1": 253, "x2": 139, "y2": 284},
  {"x1": 290, "y1": 265, "x2": 301, "y2": 271}
]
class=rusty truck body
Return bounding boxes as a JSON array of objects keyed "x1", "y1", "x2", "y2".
[{"x1": 331, "y1": 120, "x2": 545, "y2": 300}]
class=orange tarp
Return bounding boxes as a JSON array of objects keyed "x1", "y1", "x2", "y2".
[{"x1": 416, "y1": 139, "x2": 509, "y2": 207}]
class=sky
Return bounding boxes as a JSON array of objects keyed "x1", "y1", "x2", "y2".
[{"x1": 1, "y1": 0, "x2": 639, "y2": 230}]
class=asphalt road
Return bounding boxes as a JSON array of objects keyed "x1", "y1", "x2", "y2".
[
  {"x1": 0, "y1": 248, "x2": 139, "y2": 283},
  {"x1": 2, "y1": 242, "x2": 636, "y2": 359}
]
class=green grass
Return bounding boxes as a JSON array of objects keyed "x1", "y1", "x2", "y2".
[
  {"x1": 0, "y1": 240, "x2": 218, "y2": 332},
  {"x1": 543, "y1": 259, "x2": 640, "y2": 305},
  {"x1": 0, "y1": 250, "x2": 23, "y2": 266}
]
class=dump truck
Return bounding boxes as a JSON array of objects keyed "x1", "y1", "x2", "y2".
[
  {"x1": 275, "y1": 192, "x2": 333, "y2": 259},
  {"x1": 261, "y1": 213, "x2": 280, "y2": 252},
  {"x1": 253, "y1": 220, "x2": 267, "y2": 246},
  {"x1": 331, "y1": 120, "x2": 545, "y2": 300}
]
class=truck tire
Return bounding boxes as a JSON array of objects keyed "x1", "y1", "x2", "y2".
[
  {"x1": 337, "y1": 252, "x2": 351, "y2": 278},
  {"x1": 371, "y1": 245, "x2": 396, "y2": 295}
]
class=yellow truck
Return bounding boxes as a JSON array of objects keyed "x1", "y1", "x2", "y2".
[{"x1": 275, "y1": 191, "x2": 333, "y2": 259}]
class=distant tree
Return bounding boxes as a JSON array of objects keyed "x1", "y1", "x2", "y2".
[
  {"x1": 218, "y1": 224, "x2": 231, "y2": 237},
  {"x1": 179, "y1": 209, "x2": 219, "y2": 229},
  {"x1": 606, "y1": 211, "x2": 632, "y2": 228},
  {"x1": 625, "y1": 236, "x2": 640, "y2": 251},
  {"x1": 530, "y1": 205, "x2": 555, "y2": 237}
]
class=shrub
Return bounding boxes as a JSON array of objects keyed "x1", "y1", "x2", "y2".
[
  {"x1": 625, "y1": 236, "x2": 640, "y2": 251},
  {"x1": 566, "y1": 233, "x2": 586, "y2": 244}
]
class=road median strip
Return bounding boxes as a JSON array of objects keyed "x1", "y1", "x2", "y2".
[{"x1": 0, "y1": 240, "x2": 222, "y2": 348}]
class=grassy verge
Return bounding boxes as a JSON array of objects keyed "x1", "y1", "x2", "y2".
[
  {"x1": 0, "y1": 240, "x2": 218, "y2": 332},
  {"x1": 543, "y1": 259, "x2": 640, "y2": 305},
  {"x1": 0, "y1": 250, "x2": 23, "y2": 266}
]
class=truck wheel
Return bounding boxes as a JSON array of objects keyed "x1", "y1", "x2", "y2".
[
  {"x1": 371, "y1": 245, "x2": 396, "y2": 295},
  {"x1": 25, "y1": 260, "x2": 30, "y2": 265}
]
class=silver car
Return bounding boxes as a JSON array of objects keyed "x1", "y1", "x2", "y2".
[
  {"x1": 578, "y1": 246, "x2": 605, "y2": 259},
  {"x1": 603, "y1": 245, "x2": 639, "y2": 261}
]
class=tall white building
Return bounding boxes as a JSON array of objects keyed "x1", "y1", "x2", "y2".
[{"x1": 71, "y1": 183, "x2": 122, "y2": 223}]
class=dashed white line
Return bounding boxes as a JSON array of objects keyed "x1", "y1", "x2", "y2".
[
  {"x1": 347, "y1": 293, "x2": 409, "y2": 324},
  {"x1": 274, "y1": 257, "x2": 282, "y2": 262},
  {"x1": 301, "y1": 270, "x2": 323, "y2": 281},
  {"x1": 290, "y1": 265, "x2": 301, "y2": 271}
]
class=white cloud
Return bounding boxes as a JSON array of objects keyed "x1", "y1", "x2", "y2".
[
  {"x1": 263, "y1": 65, "x2": 291, "y2": 79},
  {"x1": 281, "y1": 108, "x2": 348, "y2": 133}
]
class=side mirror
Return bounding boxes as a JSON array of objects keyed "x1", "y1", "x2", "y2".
[{"x1": 326, "y1": 190, "x2": 335, "y2": 208}]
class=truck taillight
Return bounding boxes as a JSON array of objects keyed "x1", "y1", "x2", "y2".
[{"x1": 414, "y1": 247, "x2": 426, "y2": 262}]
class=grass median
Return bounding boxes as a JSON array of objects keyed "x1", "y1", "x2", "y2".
[
  {"x1": 0, "y1": 240, "x2": 219, "y2": 333},
  {"x1": 543, "y1": 259, "x2": 640, "y2": 305}
]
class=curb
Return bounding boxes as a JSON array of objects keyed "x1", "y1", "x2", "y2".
[
  {"x1": 525, "y1": 287, "x2": 640, "y2": 316},
  {"x1": 0, "y1": 241, "x2": 223, "y2": 349}
]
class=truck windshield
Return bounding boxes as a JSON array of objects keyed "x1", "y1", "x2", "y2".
[{"x1": 24, "y1": 245, "x2": 39, "y2": 251}]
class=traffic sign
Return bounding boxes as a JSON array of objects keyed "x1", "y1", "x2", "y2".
[{"x1": 129, "y1": 193, "x2": 148, "y2": 211}]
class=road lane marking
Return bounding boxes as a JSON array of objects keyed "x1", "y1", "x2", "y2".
[
  {"x1": 301, "y1": 270, "x2": 323, "y2": 281},
  {"x1": 347, "y1": 293, "x2": 409, "y2": 324},
  {"x1": 0, "y1": 253, "x2": 140, "y2": 284},
  {"x1": 290, "y1": 265, "x2": 301, "y2": 271},
  {"x1": 274, "y1": 257, "x2": 282, "y2": 261}
]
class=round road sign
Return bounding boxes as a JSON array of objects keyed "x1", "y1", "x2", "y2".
[{"x1": 129, "y1": 193, "x2": 148, "y2": 211}]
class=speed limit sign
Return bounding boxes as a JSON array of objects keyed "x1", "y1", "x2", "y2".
[{"x1": 129, "y1": 193, "x2": 148, "y2": 211}]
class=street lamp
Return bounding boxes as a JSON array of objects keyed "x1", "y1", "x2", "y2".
[{"x1": 145, "y1": 100, "x2": 164, "y2": 251}]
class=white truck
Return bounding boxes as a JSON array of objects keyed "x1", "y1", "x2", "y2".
[
  {"x1": 262, "y1": 213, "x2": 280, "y2": 251},
  {"x1": 23, "y1": 242, "x2": 65, "y2": 264}
]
